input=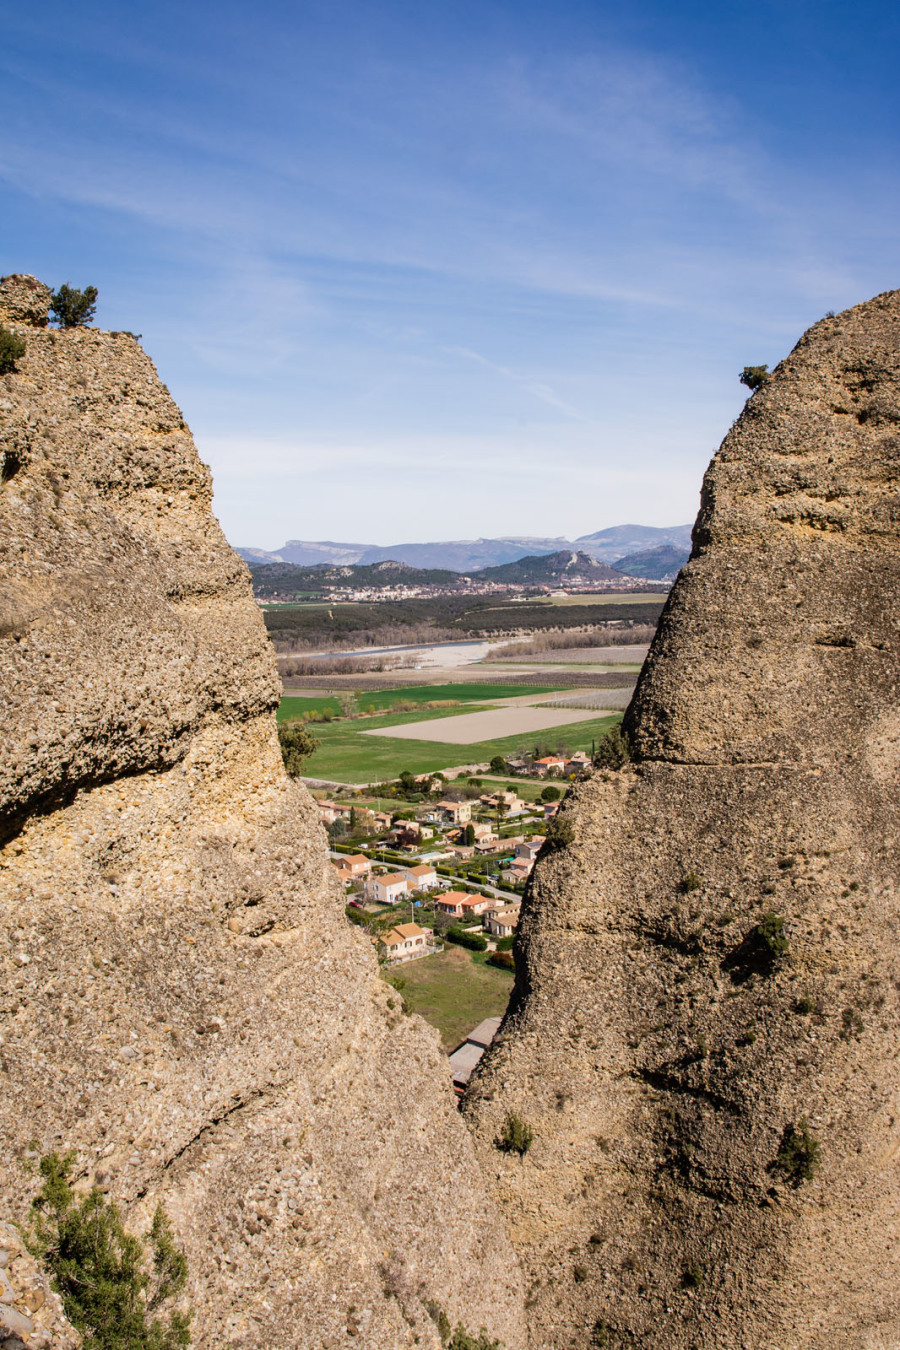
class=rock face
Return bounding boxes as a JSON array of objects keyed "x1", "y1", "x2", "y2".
[
  {"x1": 0, "y1": 277, "x2": 524, "y2": 1350},
  {"x1": 467, "y1": 290, "x2": 900, "y2": 1348},
  {"x1": 0, "y1": 1219, "x2": 82, "y2": 1350}
]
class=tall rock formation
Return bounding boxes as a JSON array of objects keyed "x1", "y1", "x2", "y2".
[
  {"x1": 467, "y1": 290, "x2": 900, "y2": 1348},
  {"x1": 0, "y1": 276, "x2": 524, "y2": 1350}
]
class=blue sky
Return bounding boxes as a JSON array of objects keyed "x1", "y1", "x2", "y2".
[{"x1": 2, "y1": 0, "x2": 899, "y2": 548}]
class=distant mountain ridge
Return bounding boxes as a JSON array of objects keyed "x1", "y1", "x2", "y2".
[
  {"x1": 249, "y1": 547, "x2": 685, "y2": 600},
  {"x1": 237, "y1": 523, "x2": 692, "y2": 572}
]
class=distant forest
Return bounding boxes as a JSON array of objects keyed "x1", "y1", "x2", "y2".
[{"x1": 262, "y1": 596, "x2": 665, "y2": 652}]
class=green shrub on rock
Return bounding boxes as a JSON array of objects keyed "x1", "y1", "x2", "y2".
[
  {"x1": 27, "y1": 1151, "x2": 191, "y2": 1349},
  {"x1": 770, "y1": 1119, "x2": 820, "y2": 1187},
  {"x1": 544, "y1": 815, "x2": 574, "y2": 851},
  {"x1": 0, "y1": 324, "x2": 25, "y2": 374},
  {"x1": 593, "y1": 724, "x2": 630, "y2": 770},
  {"x1": 739, "y1": 364, "x2": 771, "y2": 392},
  {"x1": 448, "y1": 1329, "x2": 501, "y2": 1350},
  {"x1": 497, "y1": 1110, "x2": 533, "y2": 1155}
]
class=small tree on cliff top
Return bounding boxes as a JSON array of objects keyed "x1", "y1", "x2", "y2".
[
  {"x1": 50, "y1": 284, "x2": 98, "y2": 328},
  {"x1": 739, "y1": 365, "x2": 770, "y2": 392}
]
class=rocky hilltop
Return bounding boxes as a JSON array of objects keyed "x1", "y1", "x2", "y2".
[
  {"x1": 0, "y1": 276, "x2": 524, "y2": 1350},
  {"x1": 467, "y1": 290, "x2": 900, "y2": 1347}
]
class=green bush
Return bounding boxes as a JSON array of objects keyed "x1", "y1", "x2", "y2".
[
  {"x1": 278, "y1": 721, "x2": 320, "y2": 776},
  {"x1": 755, "y1": 911, "x2": 789, "y2": 959},
  {"x1": 489, "y1": 756, "x2": 508, "y2": 773},
  {"x1": 448, "y1": 1328, "x2": 501, "y2": 1350},
  {"x1": 540, "y1": 786, "x2": 561, "y2": 802},
  {"x1": 50, "y1": 284, "x2": 98, "y2": 328},
  {"x1": 770, "y1": 1119, "x2": 820, "y2": 1187},
  {"x1": 544, "y1": 816, "x2": 574, "y2": 851},
  {"x1": 593, "y1": 724, "x2": 630, "y2": 770},
  {"x1": 445, "y1": 927, "x2": 487, "y2": 952},
  {"x1": 0, "y1": 324, "x2": 26, "y2": 374},
  {"x1": 487, "y1": 951, "x2": 514, "y2": 972},
  {"x1": 27, "y1": 1152, "x2": 190, "y2": 1349},
  {"x1": 739, "y1": 364, "x2": 770, "y2": 392},
  {"x1": 494, "y1": 935, "x2": 514, "y2": 951},
  {"x1": 497, "y1": 1110, "x2": 533, "y2": 1155}
]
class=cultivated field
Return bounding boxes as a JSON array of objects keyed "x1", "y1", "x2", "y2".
[
  {"x1": 286, "y1": 702, "x2": 622, "y2": 782},
  {"x1": 537, "y1": 592, "x2": 666, "y2": 606},
  {"x1": 363, "y1": 704, "x2": 605, "y2": 744},
  {"x1": 544, "y1": 688, "x2": 634, "y2": 710}
]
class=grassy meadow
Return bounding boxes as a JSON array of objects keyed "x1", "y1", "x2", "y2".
[
  {"x1": 393, "y1": 942, "x2": 514, "y2": 1050},
  {"x1": 278, "y1": 681, "x2": 563, "y2": 722}
]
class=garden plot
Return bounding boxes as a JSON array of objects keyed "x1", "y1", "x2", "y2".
[{"x1": 361, "y1": 704, "x2": 603, "y2": 744}]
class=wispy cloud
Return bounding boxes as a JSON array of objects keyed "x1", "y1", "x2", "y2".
[{"x1": 443, "y1": 346, "x2": 586, "y2": 420}]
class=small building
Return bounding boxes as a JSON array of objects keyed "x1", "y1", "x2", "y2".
[
  {"x1": 515, "y1": 839, "x2": 544, "y2": 863},
  {"x1": 502, "y1": 859, "x2": 533, "y2": 884},
  {"x1": 459, "y1": 894, "x2": 494, "y2": 917},
  {"x1": 402, "y1": 863, "x2": 439, "y2": 891},
  {"x1": 484, "y1": 907, "x2": 520, "y2": 938},
  {"x1": 331, "y1": 860, "x2": 354, "y2": 886},
  {"x1": 380, "y1": 922, "x2": 434, "y2": 963},
  {"x1": 367, "y1": 872, "x2": 410, "y2": 905},
  {"x1": 448, "y1": 1015, "x2": 503, "y2": 1096},
  {"x1": 474, "y1": 837, "x2": 500, "y2": 854},
  {"x1": 533, "y1": 755, "x2": 566, "y2": 777},
  {"x1": 435, "y1": 890, "x2": 474, "y2": 918},
  {"x1": 318, "y1": 799, "x2": 354, "y2": 825},
  {"x1": 439, "y1": 799, "x2": 472, "y2": 824},
  {"x1": 342, "y1": 853, "x2": 372, "y2": 877}
]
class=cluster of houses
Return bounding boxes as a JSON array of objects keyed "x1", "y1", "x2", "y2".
[{"x1": 374, "y1": 889, "x2": 522, "y2": 965}]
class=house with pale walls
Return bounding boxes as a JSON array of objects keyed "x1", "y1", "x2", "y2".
[
  {"x1": 438, "y1": 799, "x2": 473, "y2": 824},
  {"x1": 379, "y1": 923, "x2": 434, "y2": 963},
  {"x1": 502, "y1": 859, "x2": 534, "y2": 885},
  {"x1": 401, "y1": 863, "x2": 439, "y2": 891},
  {"x1": 515, "y1": 838, "x2": 544, "y2": 864},
  {"x1": 459, "y1": 894, "x2": 494, "y2": 917},
  {"x1": 483, "y1": 906, "x2": 520, "y2": 938},
  {"x1": 366, "y1": 872, "x2": 410, "y2": 906}
]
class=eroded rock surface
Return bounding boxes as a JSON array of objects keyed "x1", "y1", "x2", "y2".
[
  {"x1": 467, "y1": 290, "x2": 900, "y2": 1348},
  {"x1": 0, "y1": 277, "x2": 525, "y2": 1350},
  {"x1": 0, "y1": 1219, "x2": 81, "y2": 1350}
]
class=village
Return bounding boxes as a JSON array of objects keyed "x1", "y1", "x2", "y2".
[{"x1": 313, "y1": 746, "x2": 592, "y2": 1089}]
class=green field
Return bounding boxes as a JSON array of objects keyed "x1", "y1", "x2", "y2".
[
  {"x1": 395, "y1": 943, "x2": 514, "y2": 1050},
  {"x1": 278, "y1": 682, "x2": 563, "y2": 721},
  {"x1": 289, "y1": 701, "x2": 622, "y2": 782}
]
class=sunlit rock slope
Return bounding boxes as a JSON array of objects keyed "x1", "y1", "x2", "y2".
[
  {"x1": 0, "y1": 275, "x2": 524, "y2": 1350},
  {"x1": 467, "y1": 290, "x2": 900, "y2": 1349}
]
